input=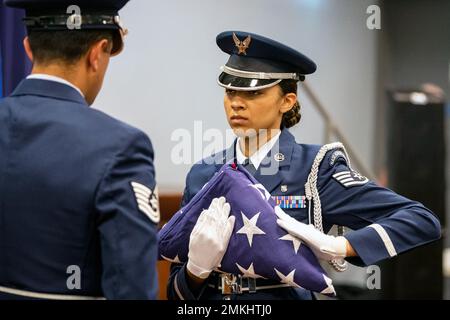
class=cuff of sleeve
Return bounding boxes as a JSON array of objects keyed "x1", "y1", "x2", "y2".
[
  {"x1": 171, "y1": 264, "x2": 196, "y2": 300},
  {"x1": 186, "y1": 260, "x2": 211, "y2": 279},
  {"x1": 173, "y1": 264, "x2": 209, "y2": 300},
  {"x1": 345, "y1": 224, "x2": 397, "y2": 266}
]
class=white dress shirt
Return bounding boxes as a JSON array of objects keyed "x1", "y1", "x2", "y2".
[{"x1": 236, "y1": 131, "x2": 281, "y2": 170}]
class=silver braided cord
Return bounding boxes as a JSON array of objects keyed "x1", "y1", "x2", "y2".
[
  {"x1": 221, "y1": 65, "x2": 300, "y2": 80},
  {"x1": 305, "y1": 142, "x2": 351, "y2": 272}
]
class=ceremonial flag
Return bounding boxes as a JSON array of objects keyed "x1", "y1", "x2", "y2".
[{"x1": 159, "y1": 163, "x2": 335, "y2": 295}]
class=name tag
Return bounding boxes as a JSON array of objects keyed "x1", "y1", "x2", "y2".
[{"x1": 272, "y1": 196, "x2": 306, "y2": 209}]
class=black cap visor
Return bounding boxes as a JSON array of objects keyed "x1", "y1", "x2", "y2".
[{"x1": 217, "y1": 72, "x2": 281, "y2": 91}]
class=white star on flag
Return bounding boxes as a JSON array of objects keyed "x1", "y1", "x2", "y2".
[
  {"x1": 248, "y1": 184, "x2": 271, "y2": 201},
  {"x1": 161, "y1": 254, "x2": 181, "y2": 263},
  {"x1": 279, "y1": 233, "x2": 302, "y2": 254},
  {"x1": 274, "y1": 268, "x2": 302, "y2": 288},
  {"x1": 320, "y1": 274, "x2": 336, "y2": 295},
  {"x1": 236, "y1": 262, "x2": 266, "y2": 279},
  {"x1": 237, "y1": 211, "x2": 266, "y2": 247}
]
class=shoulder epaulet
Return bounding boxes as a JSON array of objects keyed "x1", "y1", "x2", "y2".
[{"x1": 329, "y1": 149, "x2": 349, "y2": 167}]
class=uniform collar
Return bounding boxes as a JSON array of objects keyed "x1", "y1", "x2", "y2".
[
  {"x1": 11, "y1": 78, "x2": 88, "y2": 106},
  {"x1": 217, "y1": 128, "x2": 295, "y2": 171},
  {"x1": 252, "y1": 128, "x2": 296, "y2": 193},
  {"x1": 255, "y1": 128, "x2": 296, "y2": 169},
  {"x1": 27, "y1": 74, "x2": 85, "y2": 98},
  {"x1": 235, "y1": 131, "x2": 281, "y2": 170},
  {"x1": 209, "y1": 129, "x2": 297, "y2": 195},
  {"x1": 268, "y1": 128, "x2": 295, "y2": 168}
]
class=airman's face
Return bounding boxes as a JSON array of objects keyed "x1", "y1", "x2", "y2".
[{"x1": 223, "y1": 85, "x2": 286, "y2": 137}]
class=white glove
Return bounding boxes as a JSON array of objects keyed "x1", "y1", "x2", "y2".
[
  {"x1": 275, "y1": 207, "x2": 347, "y2": 261},
  {"x1": 187, "y1": 197, "x2": 236, "y2": 279}
]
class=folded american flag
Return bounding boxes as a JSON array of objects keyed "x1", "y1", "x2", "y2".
[{"x1": 158, "y1": 163, "x2": 335, "y2": 295}]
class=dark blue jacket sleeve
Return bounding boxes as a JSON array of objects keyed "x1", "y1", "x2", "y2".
[
  {"x1": 95, "y1": 130, "x2": 159, "y2": 299},
  {"x1": 180, "y1": 169, "x2": 193, "y2": 209},
  {"x1": 167, "y1": 263, "x2": 209, "y2": 300},
  {"x1": 318, "y1": 152, "x2": 441, "y2": 266},
  {"x1": 166, "y1": 166, "x2": 211, "y2": 300},
  {"x1": 167, "y1": 169, "x2": 195, "y2": 300},
  {"x1": 179, "y1": 162, "x2": 216, "y2": 208}
]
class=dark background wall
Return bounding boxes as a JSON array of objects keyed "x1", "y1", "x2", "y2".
[
  {"x1": 375, "y1": 0, "x2": 450, "y2": 298},
  {"x1": 375, "y1": 0, "x2": 449, "y2": 225}
]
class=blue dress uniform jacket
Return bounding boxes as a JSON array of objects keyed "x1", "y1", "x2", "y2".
[
  {"x1": 167, "y1": 128, "x2": 441, "y2": 300},
  {"x1": 0, "y1": 79, "x2": 158, "y2": 299}
]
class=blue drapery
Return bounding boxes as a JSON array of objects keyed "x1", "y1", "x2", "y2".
[
  {"x1": 0, "y1": 43, "x2": 3, "y2": 98},
  {"x1": 0, "y1": 4, "x2": 31, "y2": 97}
]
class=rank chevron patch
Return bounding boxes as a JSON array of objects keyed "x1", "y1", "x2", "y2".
[
  {"x1": 131, "y1": 182, "x2": 160, "y2": 224},
  {"x1": 332, "y1": 170, "x2": 369, "y2": 188}
]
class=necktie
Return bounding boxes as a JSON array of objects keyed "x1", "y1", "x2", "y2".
[{"x1": 243, "y1": 158, "x2": 257, "y2": 176}]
